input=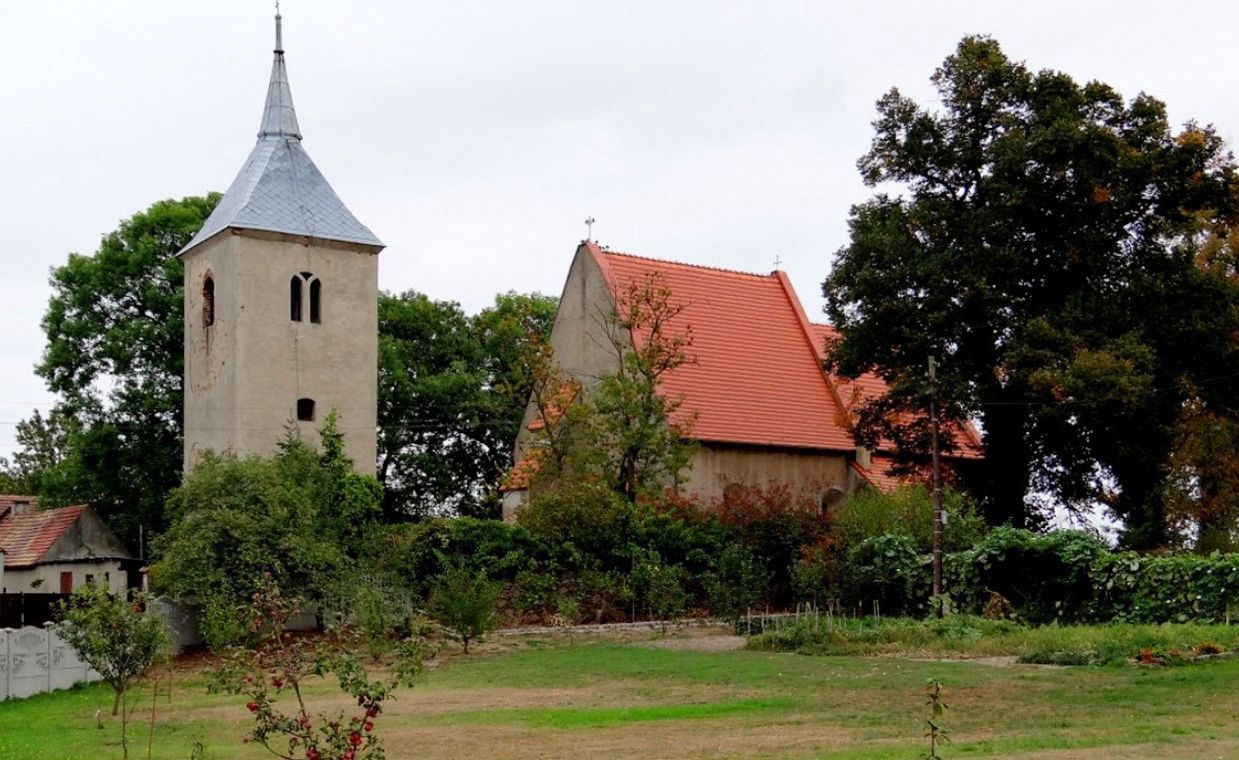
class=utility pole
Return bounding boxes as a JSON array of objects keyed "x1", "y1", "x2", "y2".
[{"x1": 929, "y1": 356, "x2": 944, "y2": 616}]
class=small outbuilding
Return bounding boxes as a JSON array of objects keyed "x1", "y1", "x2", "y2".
[{"x1": 0, "y1": 496, "x2": 135, "y2": 595}]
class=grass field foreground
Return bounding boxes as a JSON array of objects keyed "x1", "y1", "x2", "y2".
[{"x1": 2, "y1": 628, "x2": 1239, "y2": 758}]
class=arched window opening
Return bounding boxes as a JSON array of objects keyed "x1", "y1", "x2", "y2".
[
  {"x1": 820, "y1": 487, "x2": 847, "y2": 518},
  {"x1": 296, "y1": 398, "x2": 316, "y2": 422},
  {"x1": 202, "y1": 276, "x2": 215, "y2": 327},
  {"x1": 309, "y1": 278, "x2": 322, "y2": 324},
  {"x1": 290, "y1": 276, "x2": 303, "y2": 321}
]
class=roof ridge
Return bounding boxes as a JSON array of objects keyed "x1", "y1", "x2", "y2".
[
  {"x1": 594, "y1": 245, "x2": 778, "y2": 281},
  {"x1": 773, "y1": 271, "x2": 853, "y2": 437}
]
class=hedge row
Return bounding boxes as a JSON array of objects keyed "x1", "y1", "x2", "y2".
[{"x1": 851, "y1": 527, "x2": 1239, "y2": 624}]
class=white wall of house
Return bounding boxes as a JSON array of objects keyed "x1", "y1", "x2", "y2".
[{"x1": 1, "y1": 560, "x2": 126, "y2": 595}]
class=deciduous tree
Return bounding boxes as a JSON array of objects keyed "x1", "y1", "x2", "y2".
[
  {"x1": 34, "y1": 195, "x2": 220, "y2": 544},
  {"x1": 823, "y1": 36, "x2": 1239, "y2": 544},
  {"x1": 56, "y1": 583, "x2": 169, "y2": 758},
  {"x1": 529, "y1": 273, "x2": 695, "y2": 502},
  {"x1": 377, "y1": 291, "x2": 556, "y2": 519}
]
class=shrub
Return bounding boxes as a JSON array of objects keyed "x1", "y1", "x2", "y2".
[
  {"x1": 1091, "y1": 551, "x2": 1239, "y2": 623},
  {"x1": 632, "y1": 552, "x2": 690, "y2": 632},
  {"x1": 948, "y1": 528, "x2": 1108, "y2": 624},
  {"x1": 841, "y1": 534, "x2": 929, "y2": 616},
  {"x1": 704, "y1": 545, "x2": 767, "y2": 623},
  {"x1": 715, "y1": 482, "x2": 830, "y2": 604},
  {"x1": 429, "y1": 568, "x2": 500, "y2": 653},
  {"x1": 517, "y1": 481, "x2": 634, "y2": 567},
  {"x1": 791, "y1": 539, "x2": 839, "y2": 608},
  {"x1": 831, "y1": 485, "x2": 985, "y2": 554}
]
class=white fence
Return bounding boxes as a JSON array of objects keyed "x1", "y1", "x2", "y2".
[{"x1": 1, "y1": 624, "x2": 100, "y2": 700}]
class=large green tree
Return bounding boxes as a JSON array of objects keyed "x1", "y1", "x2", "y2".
[
  {"x1": 377, "y1": 290, "x2": 556, "y2": 519},
  {"x1": 0, "y1": 408, "x2": 77, "y2": 495},
  {"x1": 34, "y1": 195, "x2": 220, "y2": 545},
  {"x1": 823, "y1": 37, "x2": 1239, "y2": 545}
]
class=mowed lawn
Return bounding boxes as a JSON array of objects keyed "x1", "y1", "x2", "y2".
[{"x1": 3, "y1": 632, "x2": 1239, "y2": 759}]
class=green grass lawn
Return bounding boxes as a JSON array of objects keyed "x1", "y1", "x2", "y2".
[{"x1": 3, "y1": 631, "x2": 1239, "y2": 759}]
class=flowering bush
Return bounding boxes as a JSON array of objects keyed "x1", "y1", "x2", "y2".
[{"x1": 211, "y1": 575, "x2": 424, "y2": 760}]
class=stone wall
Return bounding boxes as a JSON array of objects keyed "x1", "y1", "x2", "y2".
[{"x1": 1, "y1": 624, "x2": 100, "y2": 700}]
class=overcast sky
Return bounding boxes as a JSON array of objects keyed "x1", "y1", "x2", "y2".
[{"x1": 2, "y1": 1, "x2": 1238, "y2": 457}]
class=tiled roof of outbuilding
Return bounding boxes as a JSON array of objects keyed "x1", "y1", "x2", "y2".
[{"x1": 0, "y1": 501, "x2": 89, "y2": 569}]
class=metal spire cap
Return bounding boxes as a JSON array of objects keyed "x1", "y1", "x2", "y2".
[{"x1": 258, "y1": 12, "x2": 300, "y2": 139}]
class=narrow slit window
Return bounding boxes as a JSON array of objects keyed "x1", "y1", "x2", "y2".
[
  {"x1": 290, "y1": 276, "x2": 303, "y2": 321},
  {"x1": 203, "y1": 276, "x2": 215, "y2": 327},
  {"x1": 309, "y1": 278, "x2": 321, "y2": 323},
  {"x1": 297, "y1": 398, "x2": 316, "y2": 422}
]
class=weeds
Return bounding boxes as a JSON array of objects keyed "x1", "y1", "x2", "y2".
[{"x1": 747, "y1": 615, "x2": 1239, "y2": 665}]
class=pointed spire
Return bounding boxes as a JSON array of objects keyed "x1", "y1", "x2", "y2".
[
  {"x1": 178, "y1": 6, "x2": 383, "y2": 255},
  {"x1": 258, "y1": 10, "x2": 301, "y2": 139}
]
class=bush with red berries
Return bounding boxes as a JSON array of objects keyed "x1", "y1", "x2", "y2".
[{"x1": 211, "y1": 574, "x2": 425, "y2": 760}]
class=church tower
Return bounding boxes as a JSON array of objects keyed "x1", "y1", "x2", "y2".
[{"x1": 181, "y1": 12, "x2": 383, "y2": 474}]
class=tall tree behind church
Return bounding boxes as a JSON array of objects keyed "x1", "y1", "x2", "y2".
[
  {"x1": 823, "y1": 36, "x2": 1239, "y2": 546},
  {"x1": 35, "y1": 195, "x2": 220, "y2": 546},
  {"x1": 377, "y1": 291, "x2": 557, "y2": 519}
]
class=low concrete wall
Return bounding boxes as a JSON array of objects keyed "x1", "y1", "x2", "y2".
[
  {"x1": 150, "y1": 597, "x2": 320, "y2": 653},
  {"x1": 1, "y1": 624, "x2": 100, "y2": 700}
]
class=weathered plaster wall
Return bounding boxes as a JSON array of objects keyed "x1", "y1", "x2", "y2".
[
  {"x1": 682, "y1": 443, "x2": 852, "y2": 505},
  {"x1": 1, "y1": 561, "x2": 127, "y2": 595},
  {"x1": 514, "y1": 244, "x2": 623, "y2": 458},
  {"x1": 42, "y1": 511, "x2": 131, "y2": 565},
  {"x1": 184, "y1": 230, "x2": 379, "y2": 474}
]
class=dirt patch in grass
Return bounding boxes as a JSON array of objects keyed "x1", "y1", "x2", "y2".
[
  {"x1": 385, "y1": 717, "x2": 858, "y2": 759},
  {"x1": 634, "y1": 635, "x2": 747, "y2": 652}
]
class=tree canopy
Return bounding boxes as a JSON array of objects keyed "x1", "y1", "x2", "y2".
[
  {"x1": 33, "y1": 195, "x2": 220, "y2": 544},
  {"x1": 152, "y1": 415, "x2": 381, "y2": 648},
  {"x1": 823, "y1": 36, "x2": 1239, "y2": 545},
  {"x1": 377, "y1": 290, "x2": 556, "y2": 519},
  {"x1": 524, "y1": 272, "x2": 695, "y2": 502}
]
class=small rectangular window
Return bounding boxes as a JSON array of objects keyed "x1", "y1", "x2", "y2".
[{"x1": 297, "y1": 398, "x2": 316, "y2": 422}]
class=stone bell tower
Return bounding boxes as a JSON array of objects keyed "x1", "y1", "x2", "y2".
[{"x1": 180, "y1": 12, "x2": 383, "y2": 474}]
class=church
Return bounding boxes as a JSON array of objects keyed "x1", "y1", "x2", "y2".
[
  {"x1": 179, "y1": 12, "x2": 383, "y2": 475},
  {"x1": 501, "y1": 242, "x2": 983, "y2": 518},
  {"x1": 179, "y1": 12, "x2": 981, "y2": 511}
]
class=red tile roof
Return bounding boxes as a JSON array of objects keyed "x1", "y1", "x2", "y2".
[
  {"x1": 587, "y1": 243, "x2": 855, "y2": 451},
  {"x1": 807, "y1": 323, "x2": 984, "y2": 458},
  {"x1": 850, "y1": 456, "x2": 908, "y2": 492},
  {"x1": 501, "y1": 450, "x2": 544, "y2": 492},
  {"x1": 0, "y1": 500, "x2": 89, "y2": 569}
]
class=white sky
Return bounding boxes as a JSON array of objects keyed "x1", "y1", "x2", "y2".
[{"x1": 1, "y1": 0, "x2": 1237, "y2": 458}]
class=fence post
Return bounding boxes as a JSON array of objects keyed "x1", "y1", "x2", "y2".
[
  {"x1": 44, "y1": 622, "x2": 52, "y2": 694},
  {"x1": 1, "y1": 628, "x2": 9, "y2": 700}
]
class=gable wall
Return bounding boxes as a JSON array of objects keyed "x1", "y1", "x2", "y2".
[{"x1": 514, "y1": 244, "x2": 624, "y2": 459}]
